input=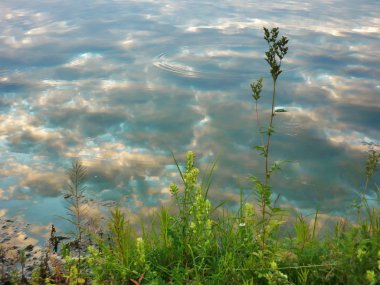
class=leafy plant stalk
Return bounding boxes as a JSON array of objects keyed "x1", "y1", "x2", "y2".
[
  {"x1": 357, "y1": 146, "x2": 380, "y2": 222},
  {"x1": 64, "y1": 159, "x2": 88, "y2": 284},
  {"x1": 250, "y1": 27, "x2": 288, "y2": 248}
]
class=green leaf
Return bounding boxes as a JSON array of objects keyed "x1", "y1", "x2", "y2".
[
  {"x1": 171, "y1": 151, "x2": 185, "y2": 184},
  {"x1": 274, "y1": 108, "x2": 287, "y2": 113}
]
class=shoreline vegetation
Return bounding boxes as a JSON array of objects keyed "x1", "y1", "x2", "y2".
[{"x1": 1, "y1": 27, "x2": 380, "y2": 285}]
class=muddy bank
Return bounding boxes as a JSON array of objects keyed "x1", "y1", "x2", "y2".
[{"x1": 0, "y1": 217, "x2": 67, "y2": 283}]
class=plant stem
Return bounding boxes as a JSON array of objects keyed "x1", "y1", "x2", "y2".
[{"x1": 265, "y1": 78, "x2": 277, "y2": 185}]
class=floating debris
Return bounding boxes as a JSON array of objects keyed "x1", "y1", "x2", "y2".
[{"x1": 275, "y1": 107, "x2": 287, "y2": 113}]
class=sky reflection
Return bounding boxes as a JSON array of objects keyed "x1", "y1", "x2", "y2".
[{"x1": 0, "y1": 0, "x2": 379, "y2": 243}]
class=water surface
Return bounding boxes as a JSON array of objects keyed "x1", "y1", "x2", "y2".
[{"x1": 0, "y1": 0, "x2": 379, "y2": 242}]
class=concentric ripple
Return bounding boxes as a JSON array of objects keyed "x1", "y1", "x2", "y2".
[{"x1": 154, "y1": 53, "x2": 205, "y2": 78}]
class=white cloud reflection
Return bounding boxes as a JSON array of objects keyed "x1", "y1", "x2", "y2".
[{"x1": 0, "y1": 0, "x2": 379, "y2": 240}]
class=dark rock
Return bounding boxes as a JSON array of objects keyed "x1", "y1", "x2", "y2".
[{"x1": 25, "y1": 244, "x2": 34, "y2": 252}]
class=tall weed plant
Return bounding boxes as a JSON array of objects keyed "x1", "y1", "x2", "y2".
[{"x1": 250, "y1": 27, "x2": 289, "y2": 251}]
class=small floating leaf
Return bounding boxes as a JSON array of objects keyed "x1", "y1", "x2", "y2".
[{"x1": 275, "y1": 107, "x2": 287, "y2": 113}]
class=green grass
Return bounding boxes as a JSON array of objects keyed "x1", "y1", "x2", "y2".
[
  {"x1": 24, "y1": 148, "x2": 378, "y2": 285},
  {"x1": 4, "y1": 27, "x2": 380, "y2": 285}
]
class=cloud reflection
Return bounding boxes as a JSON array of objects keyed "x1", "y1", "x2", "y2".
[{"x1": 0, "y1": 0, "x2": 379, "y2": 240}]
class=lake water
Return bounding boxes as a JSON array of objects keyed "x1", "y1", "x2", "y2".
[{"x1": 0, "y1": 0, "x2": 379, "y2": 243}]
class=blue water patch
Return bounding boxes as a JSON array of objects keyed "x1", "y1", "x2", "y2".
[{"x1": 0, "y1": 0, "x2": 379, "y2": 244}]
